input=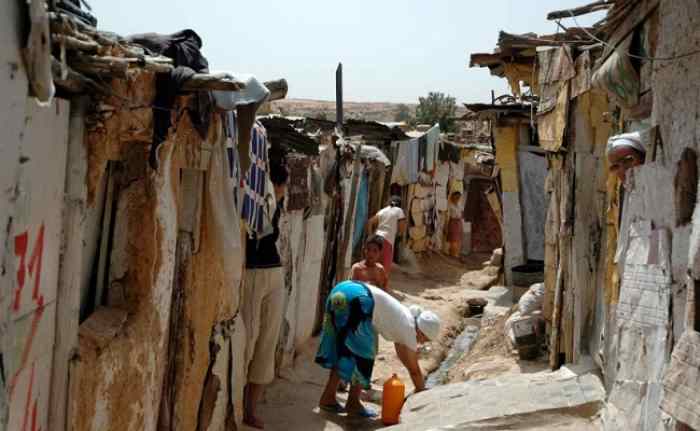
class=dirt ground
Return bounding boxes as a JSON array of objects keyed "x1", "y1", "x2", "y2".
[
  {"x1": 247, "y1": 251, "x2": 499, "y2": 431},
  {"x1": 446, "y1": 312, "x2": 549, "y2": 384}
]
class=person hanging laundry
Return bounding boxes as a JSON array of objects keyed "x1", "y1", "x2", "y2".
[
  {"x1": 351, "y1": 235, "x2": 389, "y2": 291},
  {"x1": 241, "y1": 164, "x2": 288, "y2": 430},
  {"x1": 367, "y1": 196, "x2": 407, "y2": 276},
  {"x1": 446, "y1": 191, "x2": 463, "y2": 258},
  {"x1": 316, "y1": 280, "x2": 441, "y2": 418}
]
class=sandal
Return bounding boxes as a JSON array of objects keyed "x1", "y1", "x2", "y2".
[
  {"x1": 348, "y1": 406, "x2": 378, "y2": 419},
  {"x1": 319, "y1": 403, "x2": 345, "y2": 414}
]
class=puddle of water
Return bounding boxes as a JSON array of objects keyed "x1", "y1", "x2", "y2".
[{"x1": 425, "y1": 325, "x2": 480, "y2": 388}]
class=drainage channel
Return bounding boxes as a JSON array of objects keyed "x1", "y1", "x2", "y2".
[{"x1": 425, "y1": 321, "x2": 481, "y2": 388}]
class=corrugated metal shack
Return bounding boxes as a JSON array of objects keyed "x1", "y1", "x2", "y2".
[{"x1": 471, "y1": 1, "x2": 700, "y2": 429}]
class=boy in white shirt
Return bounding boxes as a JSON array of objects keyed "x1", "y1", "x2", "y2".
[{"x1": 367, "y1": 196, "x2": 407, "y2": 275}]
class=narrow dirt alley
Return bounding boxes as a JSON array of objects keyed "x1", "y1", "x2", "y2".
[{"x1": 248, "y1": 252, "x2": 499, "y2": 431}]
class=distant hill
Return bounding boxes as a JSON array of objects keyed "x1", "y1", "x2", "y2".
[{"x1": 269, "y1": 98, "x2": 467, "y2": 123}]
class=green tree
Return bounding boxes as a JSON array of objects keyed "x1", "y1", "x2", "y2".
[
  {"x1": 394, "y1": 104, "x2": 412, "y2": 122},
  {"x1": 415, "y1": 92, "x2": 457, "y2": 132}
]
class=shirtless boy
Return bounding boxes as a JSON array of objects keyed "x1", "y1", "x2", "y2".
[{"x1": 350, "y1": 235, "x2": 389, "y2": 292}]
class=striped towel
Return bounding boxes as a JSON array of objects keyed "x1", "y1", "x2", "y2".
[
  {"x1": 223, "y1": 111, "x2": 241, "y2": 209},
  {"x1": 241, "y1": 121, "x2": 270, "y2": 234}
]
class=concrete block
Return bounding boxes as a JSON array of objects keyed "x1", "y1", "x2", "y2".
[{"x1": 388, "y1": 373, "x2": 606, "y2": 430}]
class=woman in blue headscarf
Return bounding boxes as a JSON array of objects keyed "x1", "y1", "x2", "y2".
[{"x1": 315, "y1": 280, "x2": 441, "y2": 418}]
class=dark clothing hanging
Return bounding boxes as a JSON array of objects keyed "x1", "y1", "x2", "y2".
[
  {"x1": 127, "y1": 30, "x2": 211, "y2": 169},
  {"x1": 438, "y1": 141, "x2": 461, "y2": 163},
  {"x1": 246, "y1": 201, "x2": 283, "y2": 269},
  {"x1": 55, "y1": 0, "x2": 98, "y2": 27},
  {"x1": 287, "y1": 156, "x2": 311, "y2": 211},
  {"x1": 418, "y1": 135, "x2": 428, "y2": 171}
]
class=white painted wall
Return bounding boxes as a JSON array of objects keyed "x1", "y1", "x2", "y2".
[{"x1": 0, "y1": 3, "x2": 71, "y2": 430}]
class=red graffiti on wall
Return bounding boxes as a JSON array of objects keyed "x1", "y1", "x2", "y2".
[
  {"x1": 8, "y1": 223, "x2": 46, "y2": 424},
  {"x1": 13, "y1": 224, "x2": 44, "y2": 311},
  {"x1": 19, "y1": 363, "x2": 41, "y2": 431}
]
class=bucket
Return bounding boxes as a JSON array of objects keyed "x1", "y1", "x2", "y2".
[
  {"x1": 382, "y1": 374, "x2": 405, "y2": 425},
  {"x1": 511, "y1": 261, "x2": 544, "y2": 287},
  {"x1": 467, "y1": 298, "x2": 487, "y2": 316}
]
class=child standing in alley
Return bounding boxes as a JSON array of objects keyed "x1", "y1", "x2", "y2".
[{"x1": 350, "y1": 235, "x2": 389, "y2": 292}]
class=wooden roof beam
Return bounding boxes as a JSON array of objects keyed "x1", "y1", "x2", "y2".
[{"x1": 547, "y1": 0, "x2": 614, "y2": 20}]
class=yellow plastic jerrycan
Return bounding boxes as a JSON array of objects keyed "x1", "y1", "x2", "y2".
[{"x1": 382, "y1": 374, "x2": 405, "y2": 425}]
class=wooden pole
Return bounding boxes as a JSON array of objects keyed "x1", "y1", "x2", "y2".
[
  {"x1": 181, "y1": 73, "x2": 245, "y2": 92},
  {"x1": 549, "y1": 263, "x2": 564, "y2": 369},
  {"x1": 336, "y1": 63, "x2": 343, "y2": 129},
  {"x1": 51, "y1": 57, "x2": 110, "y2": 95},
  {"x1": 336, "y1": 144, "x2": 362, "y2": 283}
]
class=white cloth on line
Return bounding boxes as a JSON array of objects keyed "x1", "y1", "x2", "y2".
[{"x1": 211, "y1": 72, "x2": 271, "y2": 110}]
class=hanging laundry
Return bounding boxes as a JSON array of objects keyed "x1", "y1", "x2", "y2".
[
  {"x1": 352, "y1": 170, "x2": 370, "y2": 250},
  {"x1": 391, "y1": 141, "x2": 410, "y2": 185},
  {"x1": 287, "y1": 156, "x2": 311, "y2": 211},
  {"x1": 439, "y1": 140, "x2": 460, "y2": 162},
  {"x1": 241, "y1": 122, "x2": 271, "y2": 235},
  {"x1": 128, "y1": 30, "x2": 211, "y2": 170},
  {"x1": 223, "y1": 111, "x2": 241, "y2": 209},
  {"x1": 435, "y1": 162, "x2": 450, "y2": 187},
  {"x1": 418, "y1": 134, "x2": 428, "y2": 171},
  {"x1": 407, "y1": 138, "x2": 420, "y2": 184},
  {"x1": 425, "y1": 124, "x2": 440, "y2": 172},
  {"x1": 450, "y1": 160, "x2": 465, "y2": 181},
  {"x1": 591, "y1": 34, "x2": 641, "y2": 109},
  {"x1": 309, "y1": 164, "x2": 324, "y2": 216}
]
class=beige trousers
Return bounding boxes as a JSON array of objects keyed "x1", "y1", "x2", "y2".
[{"x1": 242, "y1": 266, "x2": 285, "y2": 385}]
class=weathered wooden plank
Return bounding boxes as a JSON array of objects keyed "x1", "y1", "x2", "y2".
[
  {"x1": 181, "y1": 73, "x2": 244, "y2": 92},
  {"x1": 49, "y1": 97, "x2": 87, "y2": 431},
  {"x1": 51, "y1": 58, "x2": 110, "y2": 95},
  {"x1": 572, "y1": 152, "x2": 600, "y2": 363},
  {"x1": 52, "y1": 33, "x2": 99, "y2": 52}
]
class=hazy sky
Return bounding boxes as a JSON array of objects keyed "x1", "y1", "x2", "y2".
[{"x1": 91, "y1": 1, "x2": 603, "y2": 104}]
